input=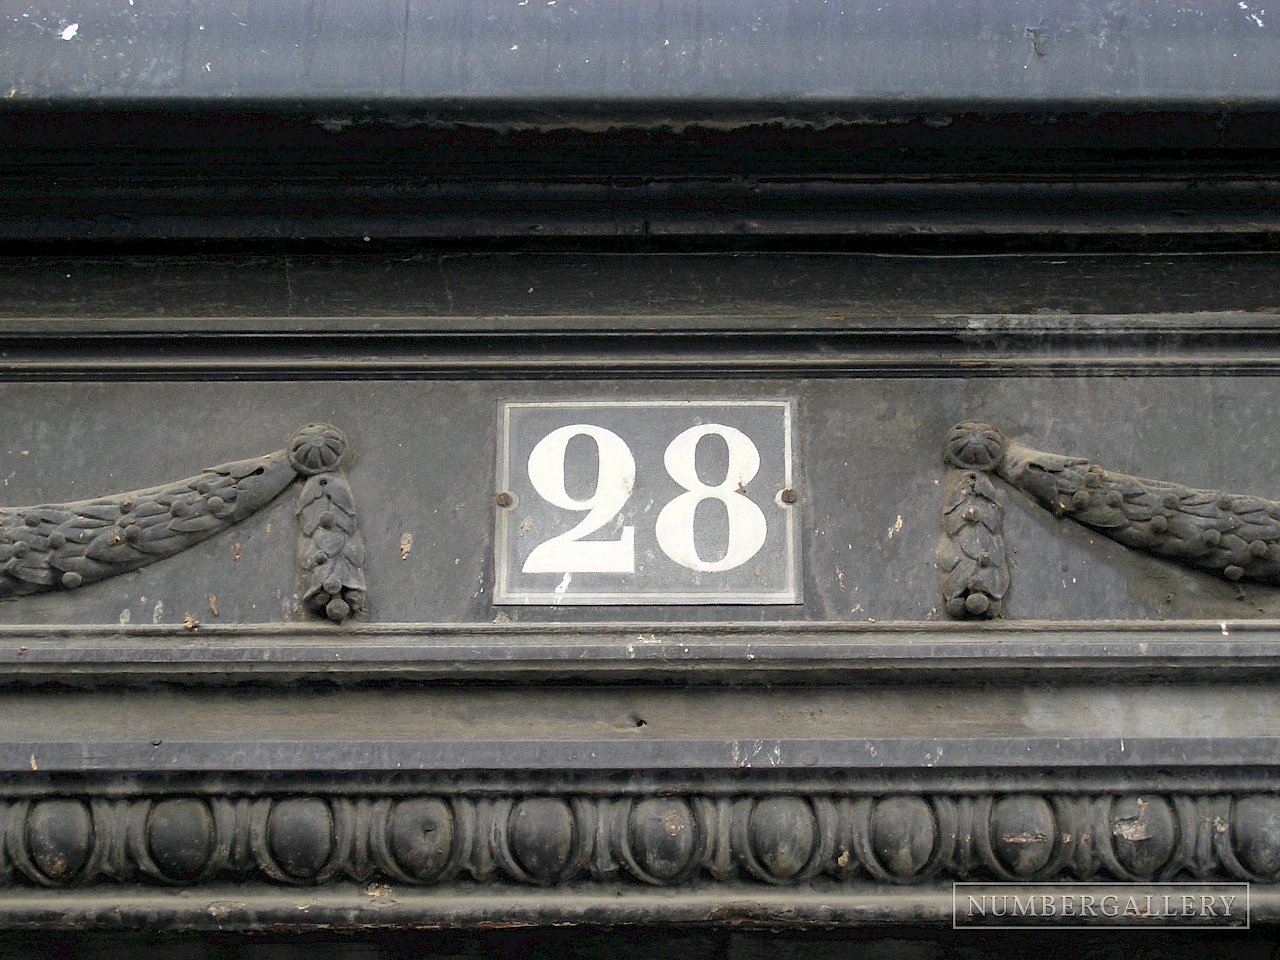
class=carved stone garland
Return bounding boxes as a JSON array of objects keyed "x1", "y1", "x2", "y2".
[
  {"x1": 2, "y1": 791, "x2": 1278, "y2": 889},
  {"x1": 942, "y1": 420, "x2": 1280, "y2": 619},
  {"x1": 0, "y1": 423, "x2": 365, "y2": 622}
]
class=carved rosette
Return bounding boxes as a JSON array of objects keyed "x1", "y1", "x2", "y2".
[{"x1": 2, "y1": 792, "x2": 1278, "y2": 888}]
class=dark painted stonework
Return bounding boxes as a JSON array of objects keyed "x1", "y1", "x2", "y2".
[{"x1": 2, "y1": 0, "x2": 1280, "y2": 952}]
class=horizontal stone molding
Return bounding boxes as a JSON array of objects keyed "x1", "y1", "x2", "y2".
[
  {"x1": 10, "y1": 347, "x2": 1280, "y2": 379},
  {"x1": 3, "y1": 792, "x2": 1279, "y2": 890},
  {"x1": 3, "y1": 621, "x2": 1280, "y2": 684},
  {"x1": 3, "y1": 882, "x2": 1280, "y2": 931}
]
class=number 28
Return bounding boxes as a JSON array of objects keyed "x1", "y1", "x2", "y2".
[{"x1": 522, "y1": 423, "x2": 769, "y2": 574}]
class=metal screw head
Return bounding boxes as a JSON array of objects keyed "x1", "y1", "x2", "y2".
[
  {"x1": 495, "y1": 492, "x2": 515, "y2": 508},
  {"x1": 780, "y1": 488, "x2": 798, "y2": 504}
]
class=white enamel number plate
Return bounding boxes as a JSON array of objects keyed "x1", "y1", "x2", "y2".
[{"x1": 494, "y1": 400, "x2": 801, "y2": 605}]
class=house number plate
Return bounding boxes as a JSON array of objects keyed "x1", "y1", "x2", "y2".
[{"x1": 494, "y1": 400, "x2": 801, "y2": 605}]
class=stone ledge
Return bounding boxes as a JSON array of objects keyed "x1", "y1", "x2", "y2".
[
  {"x1": 2, "y1": 620, "x2": 1279, "y2": 683},
  {"x1": 0, "y1": 881, "x2": 1275, "y2": 931}
]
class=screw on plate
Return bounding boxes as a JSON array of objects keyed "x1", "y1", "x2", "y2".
[
  {"x1": 780, "y1": 488, "x2": 798, "y2": 504},
  {"x1": 494, "y1": 492, "x2": 515, "y2": 508}
]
